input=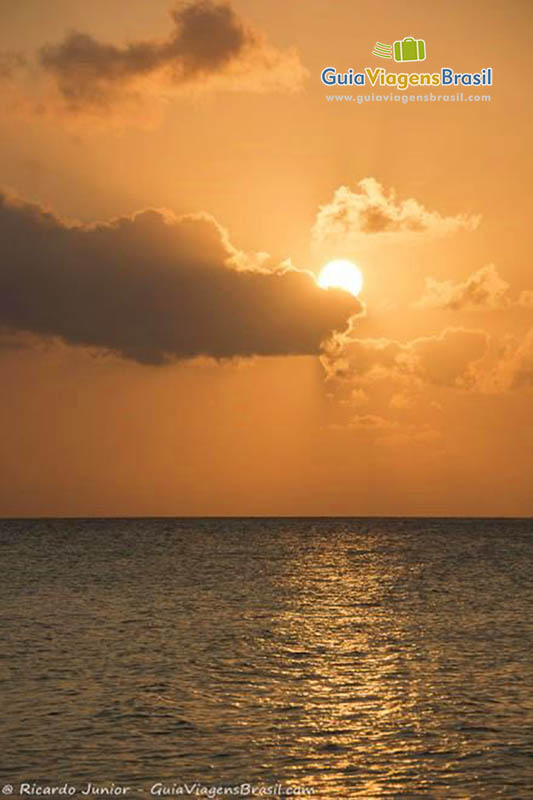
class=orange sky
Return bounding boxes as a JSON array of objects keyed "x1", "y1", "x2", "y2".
[{"x1": 0, "y1": 0, "x2": 532, "y2": 516}]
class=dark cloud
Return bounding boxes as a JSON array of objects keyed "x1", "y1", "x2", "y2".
[
  {"x1": 0, "y1": 194, "x2": 360, "y2": 365},
  {"x1": 38, "y1": 1, "x2": 306, "y2": 111}
]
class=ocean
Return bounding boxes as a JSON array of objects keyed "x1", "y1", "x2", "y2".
[{"x1": 0, "y1": 517, "x2": 531, "y2": 798}]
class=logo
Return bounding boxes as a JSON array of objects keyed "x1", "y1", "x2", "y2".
[
  {"x1": 372, "y1": 42, "x2": 393, "y2": 59},
  {"x1": 320, "y1": 36, "x2": 493, "y2": 90},
  {"x1": 372, "y1": 37, "x2": 426, "y2": 62}
]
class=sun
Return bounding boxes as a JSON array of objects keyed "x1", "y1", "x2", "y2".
[{"x1": 317, "y1": 259, "x2": 364, "y2": 297}]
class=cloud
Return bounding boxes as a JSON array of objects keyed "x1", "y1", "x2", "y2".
[
  {"x1": 348, "y1": 414, "x2": 399, "y2": 432},
  {"x1": 469, "y1": 328, "x2": 533, "y2": 393},
  {"x1": 0, "y1": 193, "x2": 361, "y2": 365},
  {"x1": 416, "y1": 264, "x2": 533, "y2": 312},
  {"x1": 322, "y1": 327, "x2": 489, "y2": 442},
  {"x1": 404, "y1": 328, "x2": 489, "y2": 387},
  {"x1": 416, "y1": 264, "x2": 511, "y2": 310},
  {"x1": 509, "y1": 330, "x2": 533, "y2": 388},
  {"x1": 389, "y1": 391, "x2": 416, "y2": 410},
  {"x1": 328, "y1": 323, "x2": 533, "y2": 404},
  {"x1": 322, "y1": 327, "x2": 489, "y2": 389},
  {"x1": 38, "y1": 1, "x2": 307, "y2": 114},
  {"x1": 312, "y1": 177, "x2": 480, "y2": 245}
]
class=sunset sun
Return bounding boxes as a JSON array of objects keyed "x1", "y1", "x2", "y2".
[{"x1": 318, "y1": 259, "x2": 364, "y2": 297}]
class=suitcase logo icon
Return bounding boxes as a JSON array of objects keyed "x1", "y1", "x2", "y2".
[
  {"x1": 393, "y1": 37, "x2": 426, "y2": 62},
  {"x1": 372, "y1": 37, "x2": 426, "y2": 62}
]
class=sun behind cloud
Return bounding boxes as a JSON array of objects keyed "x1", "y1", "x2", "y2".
[{"x1": 318, "y1": 259, "x2": 364, "y2": 297}]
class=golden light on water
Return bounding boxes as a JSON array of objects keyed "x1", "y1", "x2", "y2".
[{"x1": 317, "y1": 259, "x2": 364, "y2": 297}]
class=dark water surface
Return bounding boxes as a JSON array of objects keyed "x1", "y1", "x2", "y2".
[{"x1": 0, "y1": 518, "x2": 532, "y2": 798}]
